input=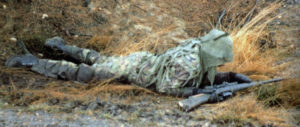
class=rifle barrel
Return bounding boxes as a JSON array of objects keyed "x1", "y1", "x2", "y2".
[{"x1": 215, "y1": 78, "x2": 285, "y2": 94}]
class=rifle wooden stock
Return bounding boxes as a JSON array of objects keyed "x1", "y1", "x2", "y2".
[
  {"x1": 178, "y1": 78, "x2": 285, "y2": 111},
  {"x1": 178, "y1": 93, "x2": 211, "y2": 112}
]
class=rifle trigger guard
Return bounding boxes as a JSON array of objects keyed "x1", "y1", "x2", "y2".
[{"x1": 208, "y1": 92, "x2": 218, "y2": 102}]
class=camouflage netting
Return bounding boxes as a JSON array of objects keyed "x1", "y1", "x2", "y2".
[{"x1": 137, "y1": 29, "x2": 234, "y2": 92}]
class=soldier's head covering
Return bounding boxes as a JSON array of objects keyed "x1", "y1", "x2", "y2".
[{"x1": 199, "y1": 29, "x2": 234, "y2": 85}]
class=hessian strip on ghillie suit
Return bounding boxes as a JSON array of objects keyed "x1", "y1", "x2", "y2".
[{"x1": 5, "y1": 29, "x2": 252, "y2": 97}]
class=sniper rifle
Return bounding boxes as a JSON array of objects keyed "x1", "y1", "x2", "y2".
[{"x1": 178, "y1": 78, "x2": 285, "y2": 112}]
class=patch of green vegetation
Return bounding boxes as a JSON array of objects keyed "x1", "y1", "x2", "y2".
[
  {"x1": 26, "y1": 103, "x2": 59, "y2": 113},
  {"x1": 256, "y1": 83, "x2": 282, "y2": 107},
  {"x1": 101, "y1": 112, "x2": 114, "y2": 119}
]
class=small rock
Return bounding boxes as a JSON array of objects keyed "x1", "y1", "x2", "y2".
[
  {"x1": 87, "y1": 97, "x2": 103, "y2": 110},
  {"x1": 37, "y1": 53, "x2": 44, "y2": 57},
  {"x1": 42, "y1": 14, "x2": 48, "y2": 19},
  {"x1": 290, "y1": 44, "x2": 295, "y2": 49},
  {"x1": 186, "y1": 120, "x2": 199, "y2": 126},
  {"x1": 10, "y1": 37, "x2": 17, "y2": 42},
  {"x1": 276, "y1": 21, "x2": 281, "y2": 25},
  {"x1": 294, "y1": 50, "x2": 300, "y2": 57},
  {"x1": 110, "y1": 105, "x2": 118, "y2": 111},
  {"x1": 87, "y1": 102, "x2": 99, "y2": 110},
  {"x1": 203, "y1": 121, "x2": 211, "y2": 127},
  {"x1": 79, "y1": 105, "x2": 87, "y2": 110},
  {"x1": 109, "y1": 105, "x2": 119, "y2": 115},
  {"x1": 65, "y1": 101, "x2": 81, "y2": 109},
  {"x1": 96, "y1": 97, "x2": 101, "y2": 104},
  {"x1": 49, "y1": 98, "x2": 59, "y2": 105},
  {"x1": 211, "y1": 124, "x2": 218, "y2": 127},
  {"x1": 93, "y1": 13, "x2": 107, "y2": 24}
]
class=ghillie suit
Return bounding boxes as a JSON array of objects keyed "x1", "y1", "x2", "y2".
[{"x1": 5, "y1": 29, "x2": 251, "y2": 96}]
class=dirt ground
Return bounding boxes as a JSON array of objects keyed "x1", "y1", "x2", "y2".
[{"x1": 0, "y1": 0, "x2": 299, "y2": 126}]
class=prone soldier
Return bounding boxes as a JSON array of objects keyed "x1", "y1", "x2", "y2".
[{"x1": 5, "y1": 29, "x2": 251, "y2": 97}]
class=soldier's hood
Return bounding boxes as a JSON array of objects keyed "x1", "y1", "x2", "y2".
[
  {"x1": 199, "y1": 29, "x2": 234, "y2": 84},
  {"x1": 199, "y1": 29, "x2": 233, "y2": 67}
]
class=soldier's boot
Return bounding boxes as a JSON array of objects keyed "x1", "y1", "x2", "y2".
[
  {"x1": 31, "y1": 59, "x2": 96, "y2": 82},
  {"x1": 45, "y1": 37, "x2": 107, "y2": 65},
  {"x1": 44, "y1": 37, "x2": 66, "y2": 51},
  {"x1": 5, "y1": 54, "x2": 38, "y2": 67}
]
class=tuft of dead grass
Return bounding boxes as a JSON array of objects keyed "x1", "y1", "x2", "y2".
[
  {"x1": 99, "y1": 25, "x2": 181, "y2": 56},
  {"x1": 219, "y1": 2, "x2": 282, "y2": 79},
  {"x1": 83, "y1": 35, "x2": 112, "y2": 52},
  {"x1": 1, "y1": 78, "x2": 156, "y2": 106},
  {"x1": 276, "y1": 77, "x2": 300, "y2": 107},
  {"x1": 211, "y1": 95, "x2": 294, "y2": 126}
]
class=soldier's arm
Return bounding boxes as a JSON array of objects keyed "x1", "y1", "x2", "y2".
[{"x1": 214, "y1": 72, "x2": 252, "y2": 84}]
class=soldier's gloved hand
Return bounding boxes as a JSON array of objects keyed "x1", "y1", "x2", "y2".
[
  {"x1": 214, "y1": 72, "x2": 252, "y2": 84},
  {"x1": 229, "y1": 72, "x2": 252, "y2": 83}
]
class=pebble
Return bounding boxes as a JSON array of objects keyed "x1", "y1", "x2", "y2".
[
  {"x1": 64, "y1": 101, "x2": 81, "y2": 110},
  {"x1": 87, "y1": 102, "x2": 99, "y2": 110},
  {"x1": 37, "y1": 53, "x2": 44, "y2": 57},
  {"x1": 87, "y1": 97, "x2": 103, "y2": 110},
  {"x1": 203, "y1": 121, "x2": 211, "y2": 127},
  {"x1": 49, "y1": 98, "x2": 59, "y2": 105},
  {"x1": 42, "y1": 14, "x2": 49, "y2": 19},
  {"x1": 211, "y1": 124, "x2": 218, "y2": 127},
  {"x1": 276, "y1": 21, "x2": 281, "y2": 25},
  {"x1": 10, "y1": 37, "x2": 17, "y2": 42},
  {"x1": 294, "y1": 50, "x2": 300, "y2": 57}
]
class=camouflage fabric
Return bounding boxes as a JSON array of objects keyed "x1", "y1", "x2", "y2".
[
  {"x1": 31, "y1": 29, "x2": 233, "y2": 94},
  {"x1": 134, "y1": 29, "x2": 233, "y2": 93}
]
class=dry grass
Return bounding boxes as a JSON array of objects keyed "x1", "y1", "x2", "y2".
[
  {"x1": 218, "y1": 2, "x2": 282, "y2": 79},
  {"x1": 211, "y1": 95, "x2": 294, "y2": 126},
  {"x1": 167, "y1": 1, "x2": 299, "y2": 126},
  {"x1": 1, "y1": 77, "x2": 156, "y2": 106},
  {"x1": 276, "y1": 77, "x2": 300, "y2": 107},
  {"x1": 0, "y1": 0, "x2": 299, "y2": 126}
]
